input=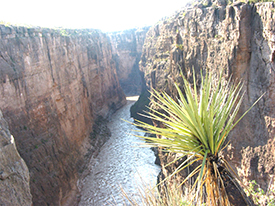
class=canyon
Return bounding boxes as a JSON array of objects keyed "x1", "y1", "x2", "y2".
[
  {"x1": 0, "y1": 26, "x2": 128, "y2": 205},
  {"x1": 0, "y1": 1, "x2": 275, "y2": 205},
  {"x1": 0, "y1": 24, "x2": 149, "y2": 205}
]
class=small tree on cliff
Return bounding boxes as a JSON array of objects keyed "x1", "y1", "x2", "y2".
[{"x1": 133, "y1": 70, "x2": 263, "y2": 205}]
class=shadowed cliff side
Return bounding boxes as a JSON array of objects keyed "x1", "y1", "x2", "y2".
[
  {"x1": 0, "y1": 25, "x2": 126, "y2": 205},
  {"x1": 108, "y1": 27, "x2": 149, "y2": 96},
  {"x1": 137, "y1": 1, "x2": 275, "y2": 196},
  {"x1": 0, "y1": 109, "x2": 32, "y2": 206}
]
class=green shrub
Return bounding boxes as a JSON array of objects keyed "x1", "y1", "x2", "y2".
[{"x1": 245, "y1": 180, "x2": 275, "y2": 205}]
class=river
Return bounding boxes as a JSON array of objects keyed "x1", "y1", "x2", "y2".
[{"x1": 78, "y1": 96, "x2": 160, "y2": 206}]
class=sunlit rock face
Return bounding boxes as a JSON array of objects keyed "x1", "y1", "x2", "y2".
[
  {"x1": 0, "y1": 110, "x2": 32, "y2": 206},
  {"x1": 108, "y1": 27, "x2": 149, "y2": 95},
  {"x1": 139, "y1": 2, "x2": 275, "y2": 191},
  {"x1": 0, "y1": 25, "x2": 126, "y2": 205}
]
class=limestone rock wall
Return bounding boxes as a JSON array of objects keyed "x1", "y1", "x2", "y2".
[
  {"x1": 0, "y1": 25, "x2": 126, "y2": 205},
  {"x1": 139, "y1": 2, "x2": 275, "y2": 190},
  {"x1": 0, "y1": 110, "x2": 32, "y2": 206},
  {"x1": 108, "y1": 27, "x2": 149, "y2": 95}
]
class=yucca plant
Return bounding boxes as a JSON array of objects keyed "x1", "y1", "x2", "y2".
[{"x1": 133, "y1": 70, "x2": 263, "y2": 205}]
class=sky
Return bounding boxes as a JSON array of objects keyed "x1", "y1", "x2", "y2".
[{"x1": 0, "y1": 0, "x2": 190, "y2": 32}]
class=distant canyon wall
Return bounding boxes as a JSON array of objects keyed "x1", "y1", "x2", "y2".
[
  {"x1": 108, "y1": 27, "x2": 149, "y2": 95},
  {"x1": 0, "y1": 25, "x2": 126, "y2": 205},
  {"x1": 139, "y1": 2, "x2": 275, "y2": 190}
]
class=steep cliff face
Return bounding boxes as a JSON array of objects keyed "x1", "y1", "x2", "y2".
[
  {"x1": 140, "y1": 2, "x2": 275, "y2": 190},
  {"x1": 108, "y1": 27, "x2": 149, "y2": 95},
  {"x1": 0, "y1": 25, "x2": 126, "y2": 205},
  {"x1": 0, "y1": 110, "x2": 32, "y2": 206}
]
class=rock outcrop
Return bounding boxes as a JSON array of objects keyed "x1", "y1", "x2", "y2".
[
  {"x1": 108, "y1": 27, "x2": 149, "y2": 95},
  {"x1": 139, "y1": 1, "x2": 275, "y2": 192},
  {"x1": 0, "y1": 110, "x2": 32, "y2": 206},
  {"x1": 0, "y1": 25, "x2": 126, "y2": 205}
]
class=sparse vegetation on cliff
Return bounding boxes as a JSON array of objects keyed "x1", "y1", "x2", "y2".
[
  {"x1": 245, "y1": 180, "x2": 275, "y2": 206},
  {"x1": 121, "y1": 178, "x2": 275, "y2": 205},
  {"x1": 132, "y1": 70, "x2": 263, "y2": 205}
]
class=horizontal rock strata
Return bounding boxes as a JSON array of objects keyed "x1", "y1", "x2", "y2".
[{"x1": 0, "y1": 25, "x2": 126, "y2": 205}]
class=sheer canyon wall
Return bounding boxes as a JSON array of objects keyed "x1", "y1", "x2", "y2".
[
  {"x1": 108, "y1": 27, "x2": 149, "y2": 95},
  {"x1": 0, "y1": 26, "x2": 126, "y2": 205},
  {"x1": 139, "y1": 2, "x2": 275, "y2": 190}
]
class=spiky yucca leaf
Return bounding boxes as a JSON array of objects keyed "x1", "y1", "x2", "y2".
[{"x1": 133, "y1": 71, "x2": 263, "y2": 205}]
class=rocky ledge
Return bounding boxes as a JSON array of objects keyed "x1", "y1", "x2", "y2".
[{"x1": 0, "y1": 109, "x2": 32, "y2": 206}]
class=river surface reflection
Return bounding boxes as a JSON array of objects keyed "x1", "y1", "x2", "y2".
[{"x1": 78, "y1": 97, "x2": 160, "y2": 206}]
